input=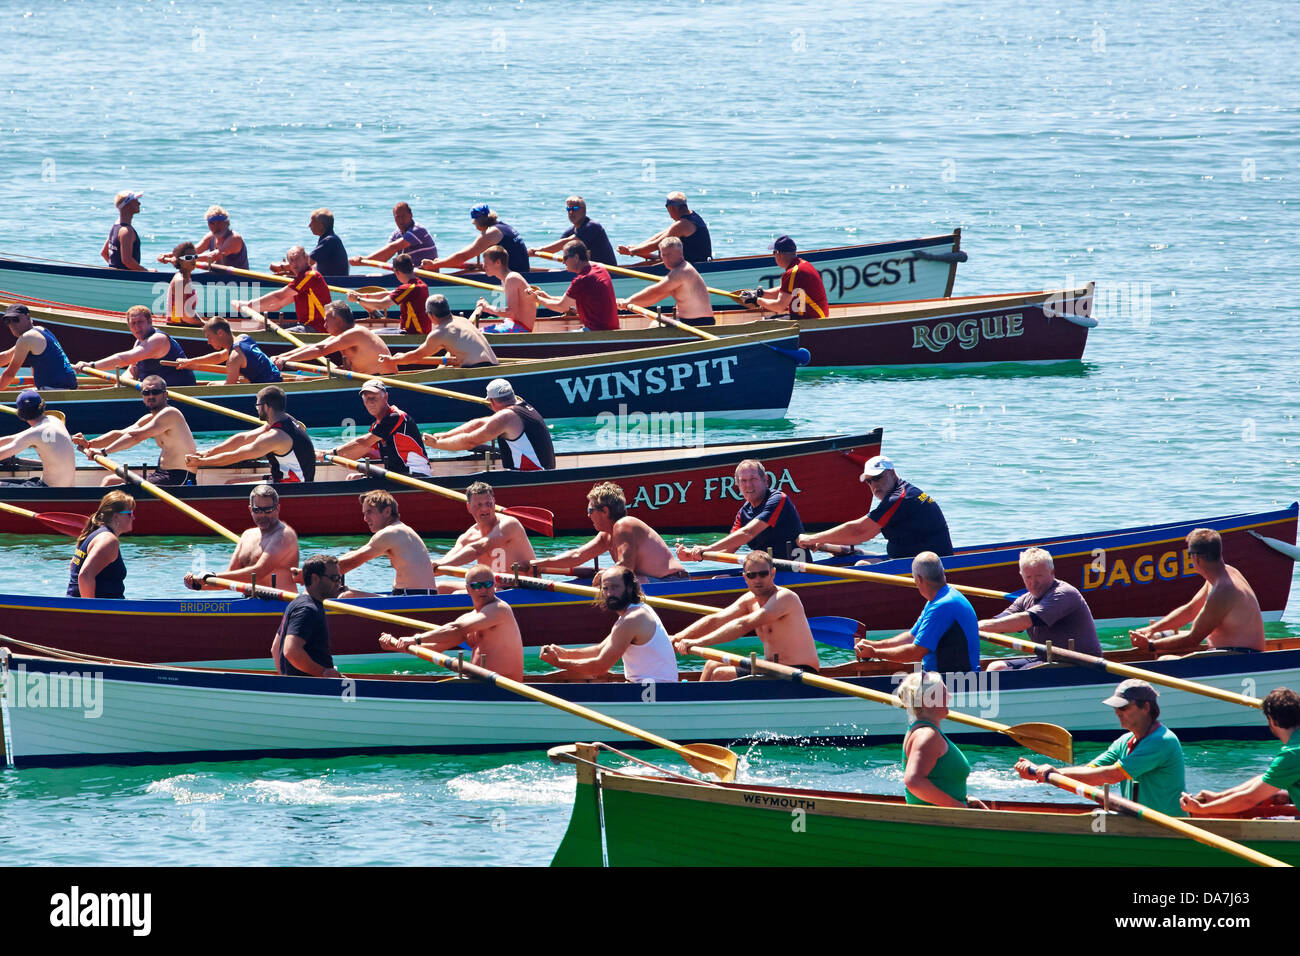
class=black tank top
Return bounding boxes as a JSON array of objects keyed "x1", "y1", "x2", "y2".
[
  {"x1": 135, "y1": 334, "x2": 197, "y2": 387},
  {"x1": 67, "y1": 525, "x2": 127, "y2": 599},
  {"x1": 680, "y1": 211, "x2": 712, "y2": 263},
  {"x1": 107, "y1": 221, "x2": 140, "y2": 269},
  {"x1": 267, "y1": 417, "x2": 316, "y2": 482},
  {"x1": 494, "y1": 221, "x2": 531, "y2": 274},
  {"x1": 496, "y1": 399, "x2": 556, "y2": 470}
]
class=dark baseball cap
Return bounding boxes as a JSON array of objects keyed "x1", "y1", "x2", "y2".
[
  {"x1": 16, "y1": 389, "x2": 44, "y2": 414},
  {"x1": 1102, "y1": 678, "x2": 1159, "y2": 707},
  {"x1": 772, "y1": 235, "x2": 798, "y2": 254},
  {"x1": 3, "y1": 303, "x2": 31, "y2": 321}
]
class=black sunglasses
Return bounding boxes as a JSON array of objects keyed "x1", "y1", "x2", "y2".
[
  {"x1": 249, "y1": 503, "x2": 278, "y2": 514},
  {"x1": 744, "y1": 569, "x2": 771, "y2": 579},
  {"x1": 565, "y1": 205, "x2": 582, "y2": 212},
  {"x1": 141, "y1": 387, "x2": 166, "y2": 396}
]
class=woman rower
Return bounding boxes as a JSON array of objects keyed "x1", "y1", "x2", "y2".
[
  {"x1": 67, "y1": 491, "x2": 135, "y2": 599},
  {"x1": 161, "y1": 240, "x2": 203, "y2": 326},
  {"x1": 897, "y1": 670, "x2": 986, "y2": 809}
]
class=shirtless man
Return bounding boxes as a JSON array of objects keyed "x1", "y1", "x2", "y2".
[
  {"x1": 540, "y1": 482, "x2": 687, "y2": 582},
  {"x1": 76, "y1": 305, "x2": 197, "y2": 388},
  {"x1": 185, "y1": 385, "x2": 315, "y2": 483},
  {"x1": 0, "y1": 390, "x2": 76, "y2": 487},
  {"x1": 378, "y1": 294, "x2": 498, "y2": 371},
  {"x1": 332, "y1": 490, "x2": 437, "y2": 596},
  {"x1": 476, "y1": 245, "x2": 538, "y2": 332},
  {"x1": 671, "y1": 550, "x2": 820, "y2": 679},
  {"x1": 617, "y1": 236, "x2": 713, "y2": 323},
  {"x1": 434, "y1": 482, "x2": 536, "y2": 583},
  {"x1": 1130, "y1": 528, "x2": 1266, "y2": 657},
  {"x1": 273, "y1": 300, "x2": 392, "y2": 374},
  {"x1": 71, "y1": 375, "x2": 199, "y2": 485},
  {"x1": 379, "y1": 564, "x2": 524, "y2": 682},
  {"x1": 539, "y1": 565, "x2": 678, "y2": 683},
  {"x1": 184, "y1": 484, "x2": 300, "y2": 593}
]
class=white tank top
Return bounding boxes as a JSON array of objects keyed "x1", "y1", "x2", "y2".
[{"x1": 621, "y1": 604, "x2": 678, "y2": 683}]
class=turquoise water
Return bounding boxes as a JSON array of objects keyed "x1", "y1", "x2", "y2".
[{"x1": 1, "y1": 0, "x2": 1297, "y2": 865}]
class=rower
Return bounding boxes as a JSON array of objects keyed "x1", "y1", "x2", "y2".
[
  {"x1": 423, "y1": 378, "x2": 554, "y2": 471},
  {"x1": 857, "y1": 552, "x2": 980, "y2": 674},
  {"x1": 184, "y1": 484, "x2": 300, "y2": 594},
  {"x1": 476, "y1": 245, "x2": 539, "y2": 332},
  {"x1": 671, "y1": 550, "x2": 820, "y2": 679},
  {"x1": 176, "y1": 318, "x2": 282, "y2": 384},
  {"x1": 898, "y1": 671, "x2": 984, "y2": 808},
  {"x1": 0, "y1": 390, "x2": 75, "y2": 487},
  {"x1": 1129, "y1": 528, "x2": 1266, "y2": 657},
  {"x1": 1016, "y1": 679, "x2": 1187, "y2": 818},
  {"x1": 676, "y1": 458, "x2": 805, "y2": 563},
  {"x1": 539, "y1": 565, "x2": 678, "y2": 683},
  {"x1": 347, "y1": 253, "x2": 430, "y2": 335},
  {"x1": 332, "y1": 379, "x2": 431, "y2": 477},
  {"x1": 433, "y1": 481, "x2": 536, "y2": 585},
  {"x1": 335, "y1": 490, "x2": 438, "y2": 596},
  {"x1": 380, "y1": 564, "x2": 524, "y2": 682},
  {"x1": 531, "y1": 195, "x2": 617, "y2": 266},
  {"x1": 617, "y1": 236, "x2": 714, "y2": 325},
  {"x1": 71, "y1": 374, "x2": 199, "y2": 486},
  {"x1": 162, "y1": 241, "x2": 203, "y2": 327},
  {"x1": 378, "y1": 293, "x2": 498, "y2": 371},
  {"x1": 0, "y1": 303, "x2": 78, "y2": 390},
  {"x1": 530, "y1": 240, "x2": 619, "y2": 332},
  {"x1": 744, "y1": 235, "x2": 830, "y2": 320},
  {"x1": 272, "y1": 208, "x2": 349, "y2": 277},
  {"x1": 1182, "y1": 687, "x2": 1300, "y2": 817},
  {"x1": 270, "y1": 553, "x2": 342, "y2": 678},
  {"x1": 799, "y1": 455, "x2": 953, "y2": 562},
  {"x1": 185, "y1": 385, "x2": 315, "y2": 483},
  {"x1": 190, "y1": 205, "x2": 249, "y2": 270},
  {"x1": 350, "y1": 201, "x2": 437, "y2": 268},
  {"x1": 272, "y1": 300, "x2": 392, "y2": 374},
  {"x1": 100, "y1": 190, "x2": 145, "y2": 271},
  {"x1": 542, "y1": 481, "x2": 686, "y2": 582},
  {"x1": 619, "y1": 191, "x2": 711, "y2": 264},
  {"x1": 76, "y1": 305, "x2": 198, "y2": 388},
  {"x1": 421, "y1": 204, "x2": 530, "y2": 276},
  {"x1": 233, "y1": 245, "x2": 331, "y2": 333},
  {"x1": 67, "y1": 491, "x2": 134, "y2": 599},
  {"x1": 981, "y1": 546, "x2": 1101, "y2": 671}
]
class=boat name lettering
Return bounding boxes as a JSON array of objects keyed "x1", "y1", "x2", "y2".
[
  {"x1": 759, "y1": 257, "x2": 918, "y2": 296},
  {"x1": 554, "y1": 356, "x2": 739, "y2": 405},
  {"x1": 178, "y1": 601, "x2": 233, "y2": 613},
  {"x1": 626, "y1": 468, "x2": 803, "y2": 512},
  {"x1": 741, "y1": 793, "x2": 817, "y2": 811},
  {"x1": 1081, "y1": 549, "x2": 1196, "y2": 591},
  {"x1": 912, "y1": 314, "x2": 1025, "y2": 353},
  {"x1": 702, "y1": 469, "x2": 802, "y2": 503}
]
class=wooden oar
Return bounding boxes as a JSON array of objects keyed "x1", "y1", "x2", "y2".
[
  {"x1": 0, "y1": 500, "x2": 87, "y2": 536},
  {"x1": 281, "y1": 360, "x2": 491, "y2": 407},
  {"x1": 357, "y1": 257, "x2": 498, "y2": 294},
  {"x1": 162, "y1": 359, "x2": 230, "y2": 375},
  {"x1": 978, "y1": 630, "x2": 1263, "y2": 709},
  {"x1": 322, "y1": 452, "x2": 554, "y2": 536},
  {"x1": 86, "y1": 453, "x2": 240, "y2": 543},
  {"x1": 200, "y1": 573, "x2": 736, "y2": 781},
  {"x1": 204, "y1": 262, "x2": 385, "y2": 299},
  {"x1": 238, "y1": 304, "x2": 309, "y2": 350},
  {"x1": 686, "y1": 645, "x2": 1074, "y2": 762},
  {"x1": 0, "y1": 402, "x2": 65, "y2": 424},
  {"x1": 1030, "y1": 765, "x2": 1289, "y2": 868},
  {"x1": 530, "y1": 248, "x2": 745, "y2": 304},
  {"x1": 699, "y1": 549, "x2": 1017, "y2": 602},
  {"x1": 78, "y1": 365, "x2": 262, "y2": 426}
]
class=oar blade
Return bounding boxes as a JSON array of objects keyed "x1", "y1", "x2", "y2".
[
  {"x1": 1006, "y1": 722, "x2": 1073, "y2": 764},
  {"x1": 808, "y1": 616, "x2": 865, "y2": 650},
  {"x1": 39, "y1": 511, "x2": 90, "y2": 537},
  {"x1": 683, "y1": 743, "x2": 738, "y2": 782},
  {"x1": 503, "y1": 505, "x2": 555, "y2": 537}
]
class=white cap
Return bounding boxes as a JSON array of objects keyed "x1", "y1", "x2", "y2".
[
  {"x1": 859, "y1": 455, "x2": 895, "y2": 482},
  {"x1": 358, "y1": 379, "x2": 387, "y2": 396},
  {"x1": 485, "y1": 378, "x2": 514, "y2": 401}
]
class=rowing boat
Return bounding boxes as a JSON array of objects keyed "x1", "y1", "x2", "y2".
[
  {"x1": 0, "y1": 504, "x2": 1290, "y2": 667},
  {"x1": 0, "y1": 232, "x2": 963, "y2": 322},
  {"x1": 0, "y1": 326, "x2": 803, "y2": 435},
  {"x1": 0, "y1": 431, "x2": 880, "y2": 536},
  {"x1": 547, "y1": 743, "x2": 1300, "y2": 867}
]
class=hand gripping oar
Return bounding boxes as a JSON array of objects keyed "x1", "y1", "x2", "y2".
[
  {"x1": 1027, "y1": 765, "x2": 1289, "y2": 868},
  {"x1": 357, "y1": 256, "x2": 500, "y2": 294},
  {"x1": 699, "y1": 550, "x2": 1017, "y2": 602},
  {"x1": 78, "y1": 365, "x2": 262, "y2": 426},
  {"x1": 204, "y1": 262, "x2": 386, "y2": 299},
  {"x1": 529, "y1": 248, "x2": 745, "y2": 304},
  {"x1": 437, "y1": 565, "x2": 861, "y2": 648},
  {"x1": 86, "y1": 454, "x2": 240, "y2": 543},
  {"x1": 201, "y1": 573, "x2": 736, "y2": 781},
  {"x1": 978, "y1": 630, "x2": 1263, "y2": 709},
  {"x1": 280, "y1": 360, "x2": 491, "y2": 407},
  {"x1": 0, "y1": 500, "x2": 87, "y2": 536},
  {"x1": 322, "y1": 452, "x2": 553, "y2": 536},
  {"x1": 685, "y1": 645, "x2": 1074, "y2": 763}
]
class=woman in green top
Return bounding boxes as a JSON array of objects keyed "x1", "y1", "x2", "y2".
[
  {"x1": 898, "y1": 670, "x2": 986, "y2": 809},
  {"x1": 1182, "y1": 686, "x2": 1300, "y2": 816}
]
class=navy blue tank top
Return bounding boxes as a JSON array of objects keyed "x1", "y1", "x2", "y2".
[
  {"x1": 210, "y1": 233, "x2": 249, "y2": 270},
  {"x1": 30, "y1": 328, "x2": 78, "y2": 390},
  {"x1": 680, "y1": 211, "x2": 712, "y2": 263},
  {"x1": 494, "y1": 221, "x2": 531, "y2": 274},
  {"x1": 67, "y1": 525, "x2": 127, "y2": 599},
  {"x1": 235, "y1": 335, "x2": 282, "y2": 383},
  {"x1": 107, "y1": 221, "x2": 140, "y2": 269},
  {"x1": 136, "y1": 334, "x2": 198, "y2": 387}
]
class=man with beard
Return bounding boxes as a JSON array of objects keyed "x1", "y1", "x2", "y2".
[
  {"x1": 540, "y1": 481, "x2": 686, "y2": 581},
  {"x1": 380, "y1": 564, "x2": 524, "y2": 682},
  {"x1": 71, "y1": 374, "x2": 199, "y2": 486},
  {"x1": 271, "y1": 553, "x2": 342, "y2": 678},
  {"x1": 184, "y1": 484, "x2": 300, "y2": 593},
  {"x1": 433, "y1": 481, "x2": 536, "y2": 584},
  {"x1": 185, "y1": 385, "x2": 314, "y2": 484},
  {"x1": 334, "y1": 490, "x2": 438, "y2": 596},
  {"x1": 671, "y1": 550, "x2": 820, "y2": 679},
  {"x1": 539, "y1": 564, "x2": 678, "y2": 683}
]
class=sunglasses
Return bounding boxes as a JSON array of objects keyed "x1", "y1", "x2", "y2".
[
  {"x1": 249, "y1": 504, "x2": 278, "y2": 514},
  {"x1": 467, "y1": 580, "x2": 494, "y2": 590},
  {"x1": 141, "y1": 388, "x2": 166, "y2": 396},
  {"x1": 565, "y1": 205, "x2": 582, "y2": 212},
  {"x1": 177, "y1": 253, "x2": 198, "y2": 262},
  {"x1": 864, "y1": 472, "x2": 889, "y2": 483},
  {"x1": 744, "y1": 569, "x2": 771, "y2": 579}
]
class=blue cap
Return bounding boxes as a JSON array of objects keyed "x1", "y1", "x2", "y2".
[
  {"x1": 470, "y1": 204, "x2": 491, "y2": 220},
  {"x1": 16, "y1": 389, "x2": 43, "y2": 414},
  {"x1": 772, "y1": 235, "x2": 797, "y2": 254}
]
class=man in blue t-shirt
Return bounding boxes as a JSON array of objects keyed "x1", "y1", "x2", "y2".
[
  {"x1": 800, "y1": 455, "x2": 953, "y2": 561},
  {"x1": 676, "y1": 458, "x2": 806, "y2": 563},
  {"x1": 531, "y1": 195, "x2": 618, "y2": 266},
  {"x1": 855, "y1": 552, "x2": 980, "y2": 673}
]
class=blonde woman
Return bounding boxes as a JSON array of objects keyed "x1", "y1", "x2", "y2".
[
  {"x1": 194, "y1": 205, "x2": 249, "y2": 269},
  {"x1": 897, "y1": 670, "x2": 985, "y2": 808},
  {"x1": 67, "y1": 491, "x2": 135, "y2": 599}
]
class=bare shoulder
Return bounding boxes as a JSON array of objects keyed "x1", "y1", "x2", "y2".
[{"x1": 498, "y1": 515, "x2": 526, "y2": 537}]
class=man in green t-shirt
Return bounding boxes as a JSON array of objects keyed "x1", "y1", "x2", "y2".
[
  {"x1": 1014, "y1": 678, "x2": 1187, "y2": 817},
  {"x1": 1181, "y1": 686, "x2": 1300, "y2": 817}
]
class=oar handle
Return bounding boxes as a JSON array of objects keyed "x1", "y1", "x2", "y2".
[
  {"x1": 88, "y1": 454, "x2": 241, "y2": 544},
  {"x1": 625, "y1": 302, "x2": 719, "y2": 341},
  {"x1": 322, "y1": 452, "x2": 468, "y2": 505},
  {"x1": 207, "y1": 261, "x2": 352, "y2": 297},
  {"x1": 78, "y1": 365, "x2": 263, "y2": 426},
  {"x1": 358, "y1": 257, "x2": 498, "y2": 294},
  {"x1": 436, "y1": 564, "x2": 721, "y2": 617},
  {"x1": 239, "y1": 304, "x2": 310, "y2": 349},
  {"x1": 530, "y1": 248, "x2": 744, "y2": 303}
]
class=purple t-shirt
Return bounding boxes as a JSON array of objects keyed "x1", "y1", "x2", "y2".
[
  {"x1": 390, "y1": 223, "x2": 437, "y2": 264},
  {"x1": 996, "y1": 579, "x2": 1101, "y2": 656}
]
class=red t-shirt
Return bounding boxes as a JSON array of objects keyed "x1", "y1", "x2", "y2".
[
  {"x1": 783, "y1": 258, "x2": 830, "y2": 319},
  {"x1": 565, "y1": 263, "x2": 619, "y2": 331},
  {"x1": 392, "y1": 278, "x2": 431, "y2": 335},
  {"x1": 291, "y1": 270, "x2": 332, "y2": 332}
]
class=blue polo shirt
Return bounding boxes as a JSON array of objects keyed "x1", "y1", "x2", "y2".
[
  {"x1": 310, "y1": 231, "x2": 349, "y2": 275},
  {"x1": 869, "y1": 479, "x2": 953, "y2": 559},
  {"x1": 561, "y1": 218, "x2": 617, "y2": 265},
  {"x1": 911, "y1": 584, "x2": 980, "y2": 672},
  {"x1": 733, "y1": 491, "x2": 804, "y2": 561}
]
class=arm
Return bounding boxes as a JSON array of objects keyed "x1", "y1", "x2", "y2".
[
  {"x1": 530, "y1": 288, "x2": 576, "y2": 312},
  {"x1": 273, "y1": 333, "x2": 346, "y2": 368},
  {"x1": 535, "y1": 533, "x2": 612, "y2": 573},
  {"x1": 1181, "y1": 775, "x2": 1281, "y2": 816},
  {"x1": 1131, "y1": 584, "x2": 1207, "y2": 641},
  {"x1": 333, "y1": 431, "x2": 382, "y2": 460},
  {"x1": 618, "y1": 228, "x2": 670, "y2": 260},
  {"x1": 216, "y1": 532, "x2": 299, "y2": 587},
  {"x1": 77, "y1": 534, "x2": 120, "y2": 598},
  {"x1": 799, "y1": 514, "x2": 881, "y2": 550},
  {"x1": 978, "y1": 610, "x2": 1035, "y2": 634},
  {"x1": 0, "y1": 428, "x2": 38, "y2": 461},
  {"x1": 427, "y1": 231, "x2": 496, "y2": 271},
  {"x1": 101, "y1": 235, "x2": 112, "y2": 265},
  {"x1": 541, "y1": 618, "x2": 638, "y2": 677},
  {"x1": 81, "y1": 334, "x2": 169, "y2": 372},
  {"x1": 0, "y1": 333, "x2": 34, "y2": 389},
  {"x1": 188, "y1": 428, "x2": 285, "y2": 469},
  {"x1": 383, "y1": 331, "x2": 446, "y2": 369},
  {"x1": 239, "y1": 285, "x2": 296, "y2": 314},
  {"x1": 424, "y1": 410, "x2": 511, "y2": 453},
  {"x1": 84, "y1": 412, "x2": 170, "y2": 456},
  {"x1": 622, "y1": 275, "x2": 676, "y2": 310},
  {"x1": 903, "y1": 729, "x2": 966, "y2": 808},
  {"x1": 670, "y1": 597, "x2": 751, "y2": 650},
  {"x1": 338, "y1": 534, "x2": 389, "y2": 575},
  {"x1": 354, "y1": 237, "x2": 408, "y2": 265},
  {"x1": 175, "y1": 347, "x2": 231, "y2": 371},
  {"x1": 282, "y1": 632, "x2": 339, "y2": 677}
]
